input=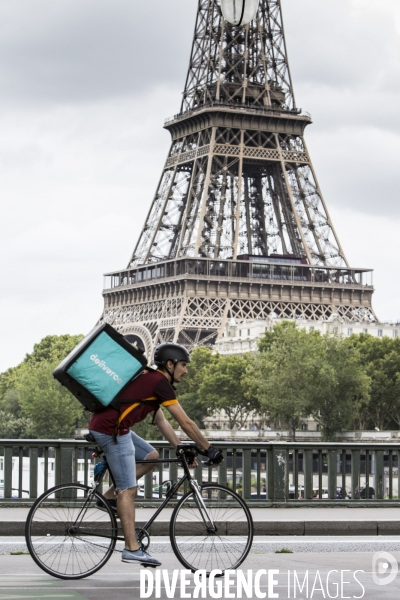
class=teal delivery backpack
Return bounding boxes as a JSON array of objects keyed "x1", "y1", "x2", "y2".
[{"x1": 53, "y1": 323, "x2": 147, "y2": 412}]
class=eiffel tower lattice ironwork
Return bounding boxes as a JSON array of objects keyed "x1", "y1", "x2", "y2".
[{"x1": 99, "y1": 0, "x2": 376, "y2": 356}]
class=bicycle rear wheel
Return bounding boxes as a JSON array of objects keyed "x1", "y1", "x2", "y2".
[
  {"x1": 25, "y1": 483, "x2": 117, "y2": 579},
  {"x1": 169, "y1": 483, "x2": 253, "y2": 574}
]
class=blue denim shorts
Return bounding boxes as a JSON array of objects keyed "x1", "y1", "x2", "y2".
[{"x1": 89, "y1": 429, "x2": 155, "y2": 490}]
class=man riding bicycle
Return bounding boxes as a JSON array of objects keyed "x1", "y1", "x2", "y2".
[{"x1": 88, "y1": 341, "x2": 223, "y2": 567}]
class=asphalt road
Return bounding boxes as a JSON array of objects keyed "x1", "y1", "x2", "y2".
[{"x1": 1, "y1": 541, "x2": 400, "y2": 599}]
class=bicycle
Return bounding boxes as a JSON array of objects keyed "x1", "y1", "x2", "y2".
[{"x1": 25, "y1": 440, "x2": 254, "y2": 580}]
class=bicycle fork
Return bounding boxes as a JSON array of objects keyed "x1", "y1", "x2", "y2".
[{"x1": 190, "y1": 480, "x2": 218, "y2": 534}]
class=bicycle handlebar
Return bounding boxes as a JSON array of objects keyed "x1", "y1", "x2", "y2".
[
  {"x1": 175, "y1": 443, "x2": 208, "y2": 457},
  {"x1": 175, "y1": 443, "x2": 224, "y2": 467}
]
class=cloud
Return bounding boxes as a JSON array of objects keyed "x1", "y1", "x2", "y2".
[
  {"x1": 284, "y1": 0, "x2": 400, "y2": 92},
  {"x1": 0, "y1": 0, "x2": 196, "y2": 107},
  {"x1": 330, "y1": 206, "x2": 400, "y2": 322},
  {"x1": 0, "y1": 91, "x2": 178, "y2": 371},
  {"x1": 305, "y1": 126, "x2": 400, "y2": 217},
  {"x1": 283, "y1": 0, "x2": 400, "y2": 219}
]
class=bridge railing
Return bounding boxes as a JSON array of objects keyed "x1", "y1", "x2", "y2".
[{"x1": 0, "y1": 440, "x2": 399, "y2": 506}]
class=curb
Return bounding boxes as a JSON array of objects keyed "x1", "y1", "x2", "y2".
[{"x1": 5, "y1": 520, "x2": 400, "y2": 536}]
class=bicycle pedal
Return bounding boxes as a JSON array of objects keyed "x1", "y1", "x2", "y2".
[{"x1": 141, "y1": 563, "x2": 158, "y2": 569}]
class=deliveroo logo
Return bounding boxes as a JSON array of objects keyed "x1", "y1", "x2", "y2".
[{"x1": 90, "y1": 354, "x2": 123, "y2": 385}]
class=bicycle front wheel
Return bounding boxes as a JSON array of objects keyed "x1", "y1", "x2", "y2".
[
  {"x1": 170, "y1": 483, "x2": 253, "y2": 574},
  {"x1": 25, "y1": 483, "x2": 117, "y2": 579}
]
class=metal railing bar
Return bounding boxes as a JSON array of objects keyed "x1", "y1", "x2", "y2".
[{"x1": 1, "y1": 439, "x2": 400, "y2": 505}]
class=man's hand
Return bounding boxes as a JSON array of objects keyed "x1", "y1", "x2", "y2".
[
  {"x1": 205, "y1": 446, "x2": 224, "y2": 466},
  {"x1": 176, "y1": 447, "x2": 198, "y2": 468},
  {"x1": 184, "y1": 448, "x2": 198, "y2": 468}
]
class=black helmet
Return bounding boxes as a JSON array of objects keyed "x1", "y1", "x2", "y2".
[{"x1": 154, "y1": 343, "x2": 190, "y2": 366}]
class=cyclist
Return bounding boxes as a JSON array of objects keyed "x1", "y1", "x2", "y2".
[{"x1": 88, "y1": 342, "x2": 223, "y2": 567}]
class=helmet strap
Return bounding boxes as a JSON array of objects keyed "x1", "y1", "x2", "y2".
[{"x1": 165, "y1": 362, "x2": 176, "y2": 385}]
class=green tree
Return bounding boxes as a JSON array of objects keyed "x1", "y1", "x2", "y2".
[
  {"x1": 257, "y1": 327, "x2": 277, "y2": 353},
  {"x1": 1, "y1": 389, "x2": 22, "y2": 417},
  {"x1": 369, "y1": 350, "x2": 400, "y2": 430},
  {"x1": 177, "y1": 347, "x2": 219, "y2": 428},
  {"x1": 23, "y1": 334, "x2": 84, "y2": 365},
  {"x1": 0, "y1": 367, "x2": 19, "y2": 410},
  {"x1": 198, "y1": 353, "x2": 259, "y2": 429},
  {"x1": 308, "y1": 336, "x2": 370, "y2": 441},
  {"x1": 0, "y1": 334, "x2": 85, "y2": 439},
  {"x1": 252, "y1": 322, "x2": 321, "y2": 440},
  {"x1": 347, "y1": 335, "x2": 400, "y2": 430},
  {"x1": 0, "y1": 410, "x2": 33, "y2": 438},
  {"x1": 16, "y1": 360, "x2": 84, "y2": 438},
  {"x1": 252, "y1": 323, "x2": 370, "y2": 441}
]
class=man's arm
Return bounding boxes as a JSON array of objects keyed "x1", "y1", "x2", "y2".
[
  {"x1": 164, "y1": 403, "x2": 210, "y2": 451},
  {"x1": 153, "y1": 409, "x2": 181, "y2": 448}
]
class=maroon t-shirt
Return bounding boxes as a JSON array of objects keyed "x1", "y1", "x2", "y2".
[{"x1": 89, "y1": 370, "x2": 179, "y2": 436}]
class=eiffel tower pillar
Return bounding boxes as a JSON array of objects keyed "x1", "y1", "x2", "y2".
[{"x1": 99, "y1": 0, "x2": 377, "y2": 357}]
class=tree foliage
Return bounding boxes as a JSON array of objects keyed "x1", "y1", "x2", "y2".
[
  {"x1": 23, "y1": 334, "x2": 84, "y2": 365},
  {"x1": 198, "y1": 353, "x2": 259, "y2": 429},
  {"x1": 2, "y1": 326, "x2": 400, "y2": 441},
  {"x1": 346, "y1": 335, "x2": 400, "y2": 430},
  {"x1": 0, "y1": 367, "x2": 19, "y2": 410},
  {"x1": 251, "y1": 323, "x2": 370, "y2": 440},
  {"x1": 251, "y1": 322, "x2": 321, "y2": 439},
  {"x1": 16, "y1": 360, "x2": 84, "y2": 438},
  {"x1": 0, "y1": 410, "x2": 33, "y2": 438},
  {"x1": 307, "y1": 335, "x2": 370, "y2": 440},
  {"x1": 0, "y1": 334, "x2": 84, "y2": 438},
  {"x1": 176, "y1": 347, "x2": 219, "y2": 428}
]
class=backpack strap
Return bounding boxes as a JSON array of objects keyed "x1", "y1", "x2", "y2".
[
  {"x1": 114, "y1": 398, "x2": 162, "y2": 440},
  {"x1": 112, "y1": 367, "x2": 167, "y2": 440}
]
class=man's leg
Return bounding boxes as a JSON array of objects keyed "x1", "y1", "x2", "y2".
[
  {"x1": 113, "y1": 446, "x2": 158, "y2": 551},
  {"x1": 116, "y1": 487, "x2": 161, "y2": 566},
  {"x1": 90, "y1": 429, "x2": 160, "y2": 565},
  {"x1": 116, "y1": 487, "x2": 139, "y2": 551},
  {"x1": 114, "y1": 435, "x2": 161, "y2": 566},
  {"x1": 136, "y1": 449, "x2": 159, "y2": 479},
  {"x1": 102, "y1": 449, "x2": 159, "y2": 500},
  {"x1": 131, "y1": 431, "x2": 159, "y2": 484}
]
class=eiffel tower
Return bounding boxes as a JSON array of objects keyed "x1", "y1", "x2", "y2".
[{"x1": 99, "y1": 0, "x2": 376, "y2": 356}]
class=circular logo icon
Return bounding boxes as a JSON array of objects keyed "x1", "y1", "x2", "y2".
[{"x1": 372, "y1": 552, "x2": 398, "y2": 586}]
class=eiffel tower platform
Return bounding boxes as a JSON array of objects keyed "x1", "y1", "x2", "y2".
[{"x1": 100, "y1": 256, "x2": 375, "y2": 354}]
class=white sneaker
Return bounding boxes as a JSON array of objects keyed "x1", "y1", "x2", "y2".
[{"x1": 121, "y1": 547, "x2": 161, "y2": 567}]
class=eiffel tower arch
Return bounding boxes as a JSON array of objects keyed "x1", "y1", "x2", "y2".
[{"x1": 99, "y1": 0, "x2": 377, "y2": 356}]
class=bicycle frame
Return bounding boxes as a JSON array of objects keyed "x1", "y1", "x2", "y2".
[
  {"x1": 136, "y1": 456, "x2": 217, "y2": 538},
  {"x1": 79, "y1": 447, "x2": 217, "y2": 544}
]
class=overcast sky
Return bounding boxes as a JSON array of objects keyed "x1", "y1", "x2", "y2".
[{"x1": 0, "y1": 0, "x2": 399, "y2": 373}]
